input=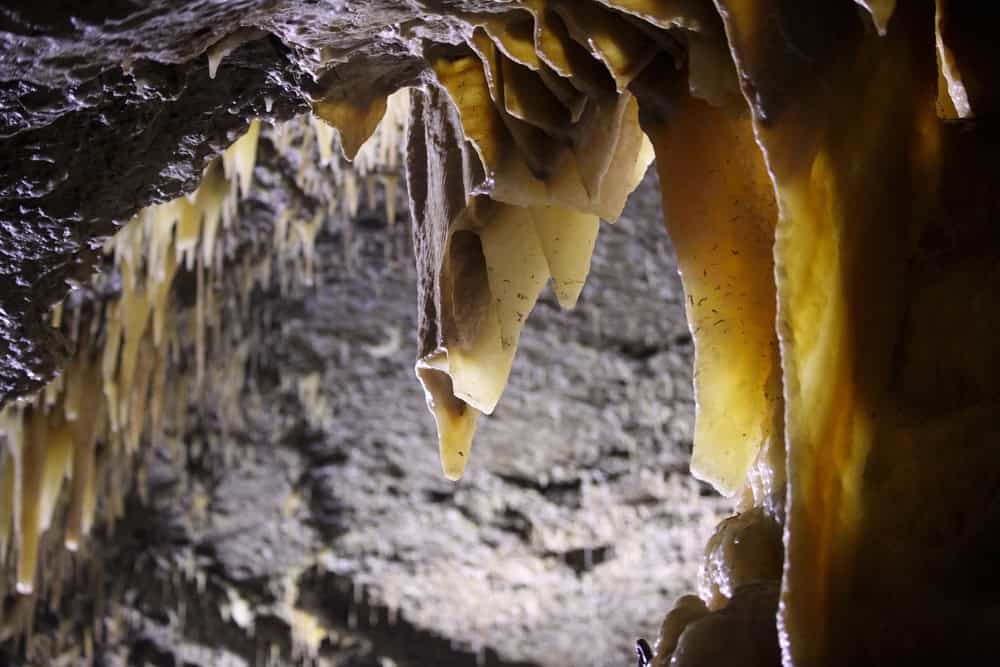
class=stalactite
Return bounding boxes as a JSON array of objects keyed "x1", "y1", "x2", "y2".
[{"x1": 4, "y1": 2, "x2": 1000, "y2": 664}]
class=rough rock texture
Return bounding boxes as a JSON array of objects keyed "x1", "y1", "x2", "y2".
[
  {"x1": 3, "y1": 170, "x2": 727, "y2": 666},
  {"x1": 1, "y1": 7, "x2": 299, "y2": 400},
  {"x1": 0, "y1": 0, "x2": 501, "y2": 401}
]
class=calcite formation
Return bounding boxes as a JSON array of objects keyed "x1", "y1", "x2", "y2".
[{"x1": 2, "y1": 0, "x2": 999, "y2": 665}]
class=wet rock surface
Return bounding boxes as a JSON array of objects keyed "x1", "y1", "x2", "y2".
[
  {"x1": 0, "y1": 0, "x2": 497, "y2": 401},
  {"x1": 3, "y1": 170, "x2": 728, "y2": 666}
]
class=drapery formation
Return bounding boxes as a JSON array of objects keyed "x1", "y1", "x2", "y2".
[{"x1": 2, "y1": 2, "x2": 999, "y2": 664}]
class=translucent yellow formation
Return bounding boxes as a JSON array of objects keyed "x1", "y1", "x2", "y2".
[
  {"x1": 11, "y1": 409, "x2": 73, "y2": 593},
  {"x1": 479, "y1": 10, "x2": 543, "y2": 70},
  {"x1": 310, "y1": 115, "x2": 338, "y2": 166},
  {"x1": 430, "y1": 7, "x2": 813, "y2": 658},
  {"x1": 0, "y1": 480, "x2": 11, "y2": 573},
  {"x1": 37, "y1": 419, "x2": 73, "y2": 548},
  {"x1": 313, "y1": 95, "x2": 388, "y2": 161},
  {"x1": 416, "y1": 360, "x2": 481, "y2": 480},
  {"x1": 0, "y1": 120, "x2": 266, "y2": 599},
  {"x1": 175, "y1": 198, "x2": 202, "y2": 270},
  {"x1": 195, "y1": 161, "x2": 233, "y2": 268},
  {"x1": 478, "y1": 203, "x2": 552, "y2": 352},
  {"x1": 352, "y1": 88, "x2": 410, "y2": 176},
  {"x1": 492, "y1": 94, "x2": 652, "y2": 221},
  {"x1": 382, "y1": 174, "x2": 399, "y2": 225},
  {"x1": 223, "y1": 119, "x2": 261, "y2": 199},
  {"x1": 16, "y1": 411, "x2": 44, "y2": 594},
  {"x1": 758, "y1": 52, "x2": 935, "y2": 667},
  {"x1": 0, "y1": 413, "x2": 20, "y2": 566},
  {"x1": 439, "y1": 297, "x2": 513, "y2": 417},
  {"x1": 423, "y1": 201, "x2": 552, "y2": 418},
  {"x1": 293, "y1": 212, "x2": 323, "y2": 286},
  {"x1": 551, "y1": 0, "x2": 657, "y2": 91},
  {"x1": 592, "y1": 96, "x2": 653, "y2": 221},
  {"x1": 531, "y1": 6, "x2": 615, "y2": 95},
  {"x1": 650, "y1": 89, "x2": 780, "y2": 496},
  {"x1": 532, "y1": 206, "x2": 599, "y2": 309},
  {"x1": 416, "y1": 4, "x2": 664, "y2": 479},
  {"x1": 65, "y1": 363, "x2": 103, "y2": 551},
  {"x1": 571, "y1": 94, "x2": 628, "y2": 207},
  {"x1": 432, "y1": 55, "x2": 504, "y2": 174},
  {"x1": 711, "y1": 2, "x2": 1000, "y2": 663},
  {"x1": 501, "y1": 56, "x2": 570, "y2": 133}
]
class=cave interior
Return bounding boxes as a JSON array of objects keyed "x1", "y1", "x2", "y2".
[{"x1": 1, "y1": 1, "x2": 999, "y2": 666}]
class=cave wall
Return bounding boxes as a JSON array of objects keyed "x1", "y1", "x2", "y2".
[{"x1": 2, "y1": 166, "x2": 725, "y2": 666}]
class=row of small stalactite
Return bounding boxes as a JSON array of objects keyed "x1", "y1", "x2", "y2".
[{"x1": 0, "y1": 103, "x2": 409, "y2": 648}]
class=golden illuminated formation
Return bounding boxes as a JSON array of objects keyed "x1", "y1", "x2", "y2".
[
  {"x1": 409, "y1": 0, "x2": 698, "y2": 479},
  {"x1": 3, "y1": 1, "x2": 1000, "y2": 665},
  {"x1": 405, "y1": 1, "x2": 1000, "y2": 665},
  {"x1": 0, "y1": 122, "x2": 264, "y2": 606}
]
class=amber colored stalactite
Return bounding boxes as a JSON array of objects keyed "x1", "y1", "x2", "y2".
[
  {"x1": 649, "y1": 85, "x2": 781, "y2": 498},
  {"x1": 716, "y1": 0, "x2": 1000, "y2": 662},
  {"x1": 313, "y1": 95, "x2": 389, "y2": 161}
]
